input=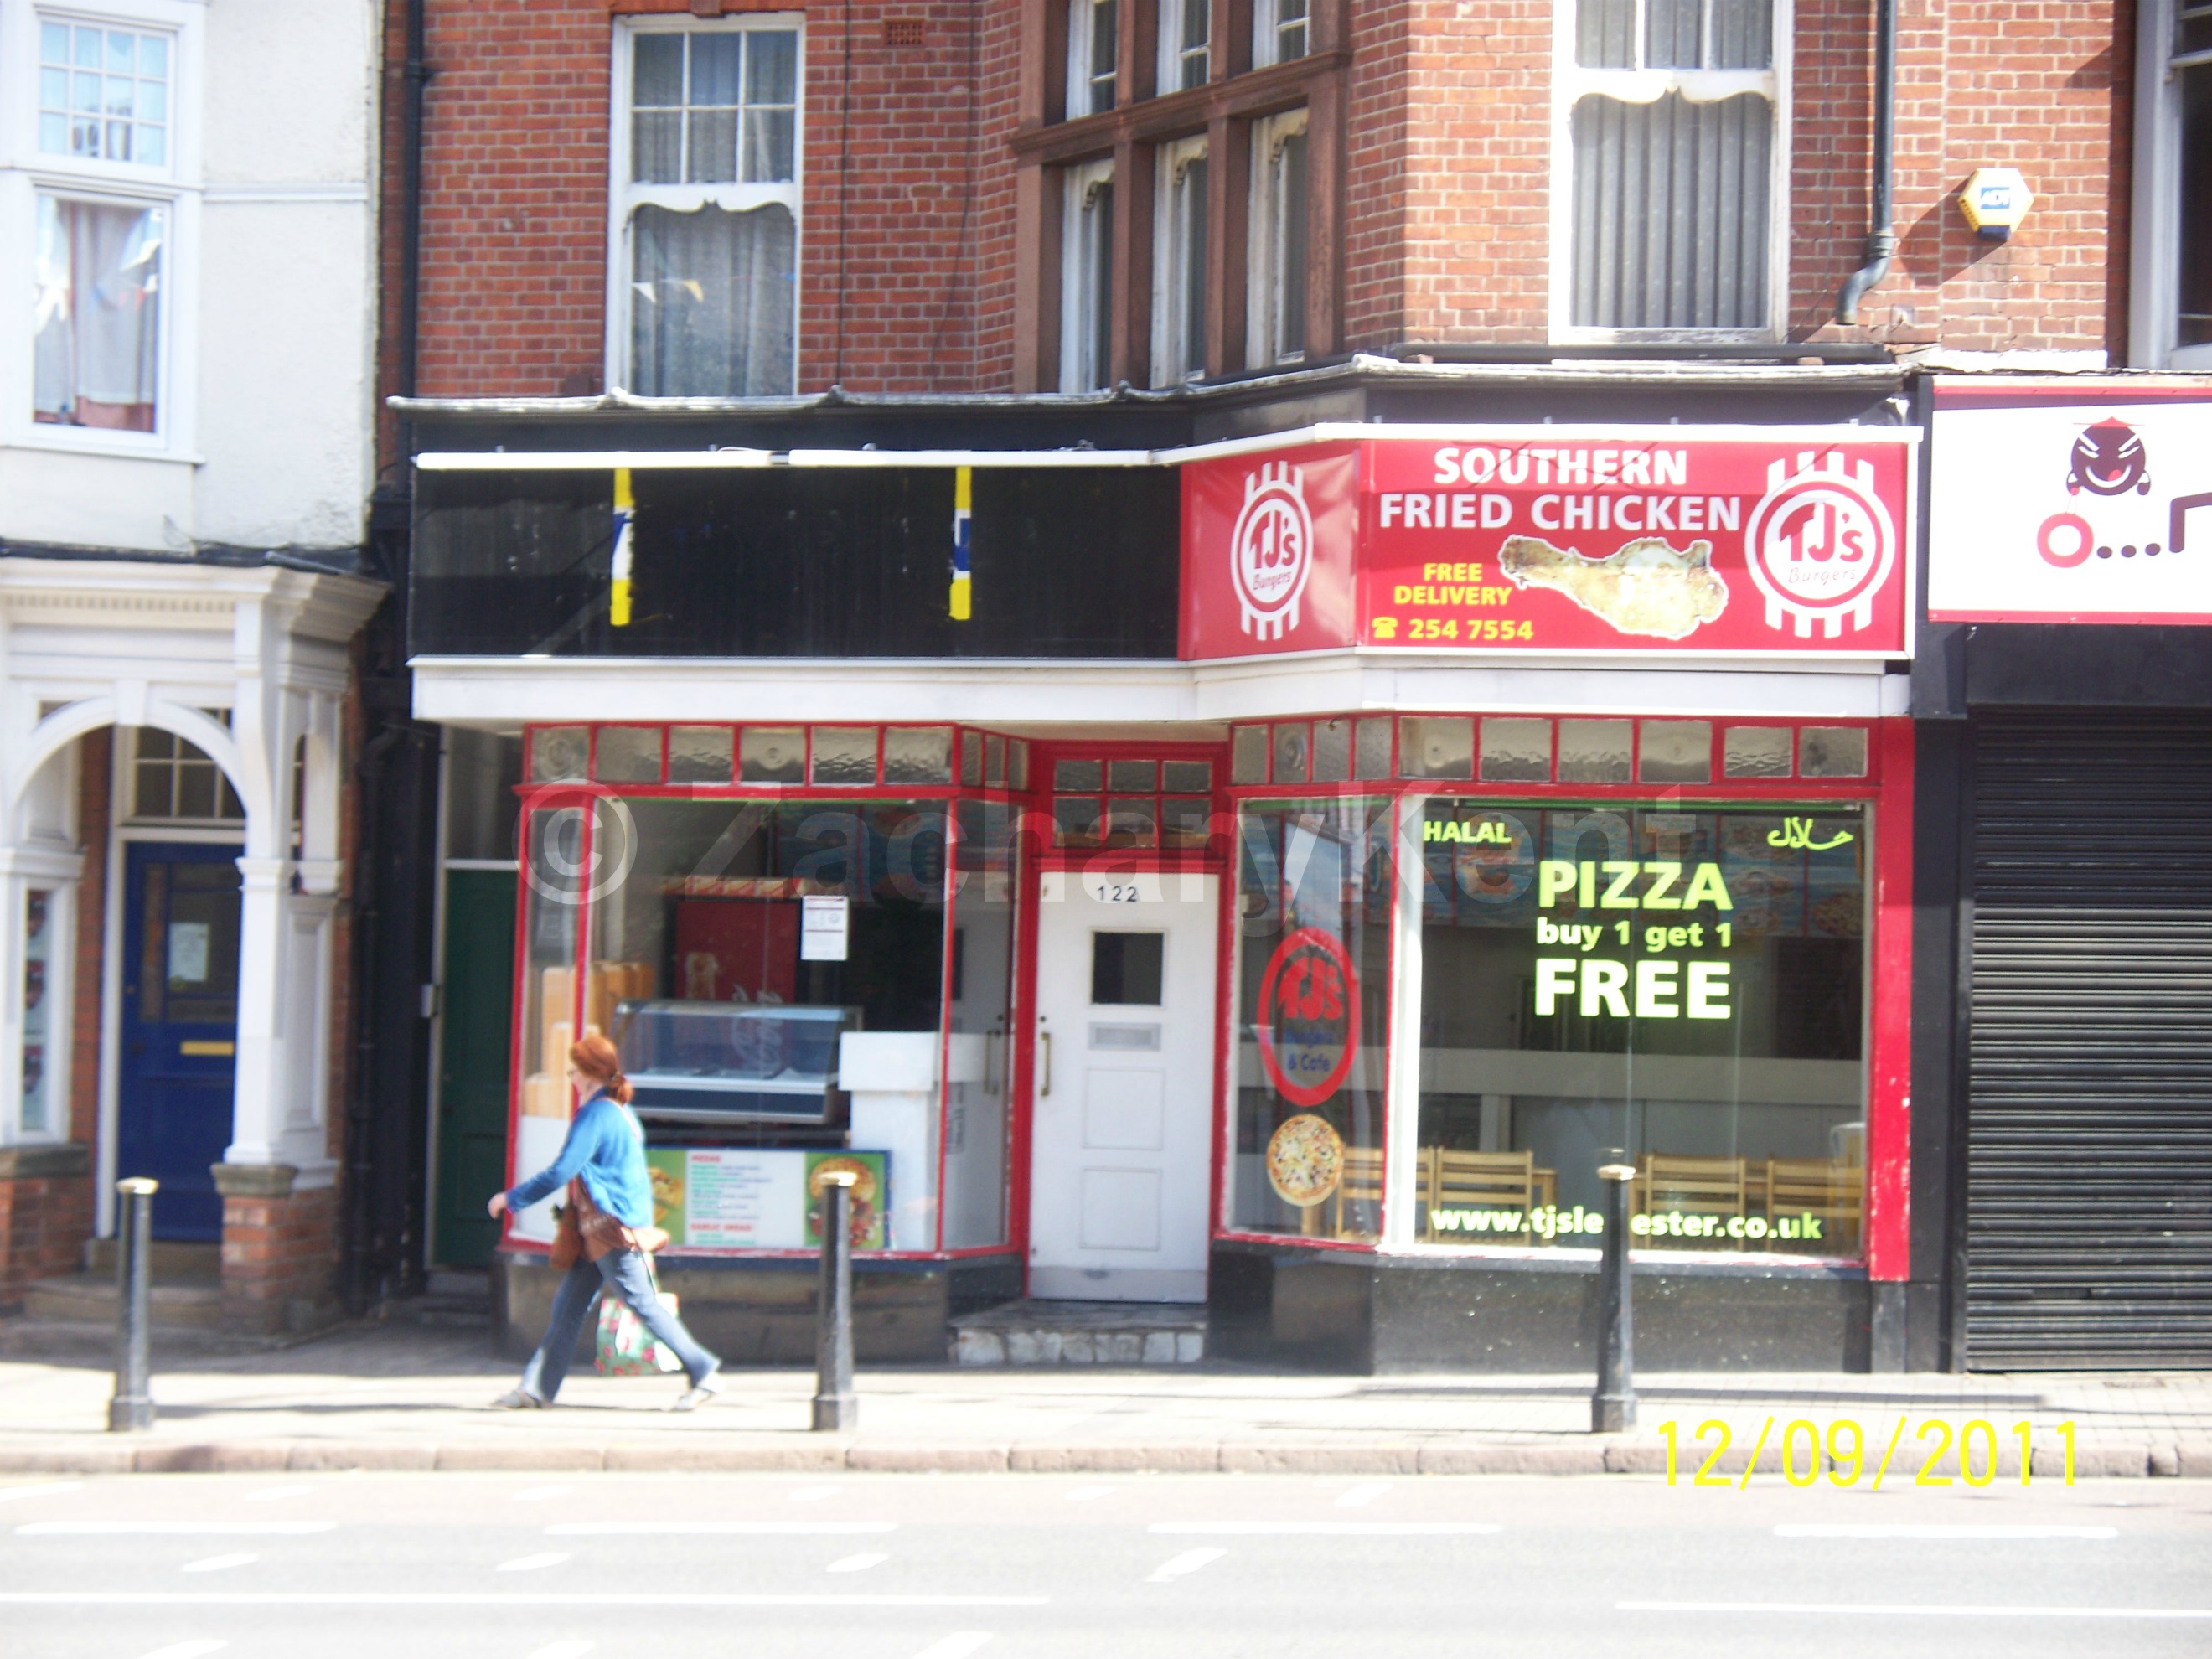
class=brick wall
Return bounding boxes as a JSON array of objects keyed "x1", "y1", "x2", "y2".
[
  {"x1": 0, "y1": 1173, "x2": 93, "y2": 1307},
  {"x1": 220, "y1": 1185, "x2": 340, "y2": 1335},
  {"x1": 379, "y1": 0, "x2": 2137, "y2": 428}
]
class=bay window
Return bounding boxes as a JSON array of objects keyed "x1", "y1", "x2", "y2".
[
  {"x1": 1152, "y1": 137, "x2": 1208, "y2": 385},
  {"x1": 1248, "y1": 109, "x2": 1308, "y2": 368},
  {"x1": 1066, "y1": 0, "x2": 1119, "y2": 116},
  {"x1": 613, "y1": 18, "x2": 801, "y2": 397},
  {"x1": 1554, "y1": 0, "x2": 1786, "y2": 339},
  {"x1": 1061, "y1": 158, "x2": 1115, "y2": 390},
  {"x1": 2132, "y1": 0, "x2": 2212, "y2": 366}
]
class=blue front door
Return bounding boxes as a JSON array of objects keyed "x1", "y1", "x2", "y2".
[{"x1": 119, "y1": 843, "x2": 242, "y2": 1241}]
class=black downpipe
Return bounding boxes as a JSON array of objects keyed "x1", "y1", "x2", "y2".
[
  {"x1": 1836, "y1": 0, "x2": 1899, "y2": 325},
  {"x1": 341, "y1": 0, "x2": 438, "y2": 1316},
  {"x1": 395, "y1": 0, "x2": 429, "y2": 460}
]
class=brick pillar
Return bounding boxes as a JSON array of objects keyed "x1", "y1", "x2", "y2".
[
  {"x1": 0, "y1": 1143, "x2": 94, "y2": 1309},
  {"x1": 214, "y1": 1164, "x2": 340, "y2": 1335}
]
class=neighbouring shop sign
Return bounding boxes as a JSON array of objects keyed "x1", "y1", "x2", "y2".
[
  {"x1": 1181, "y1": 428, "x2": 1918, "y2": 659},
  {"x1": 1928, "y1": 381, "x2": 2212, "y2": 623}
]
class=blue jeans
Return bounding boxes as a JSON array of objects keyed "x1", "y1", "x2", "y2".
[{"x1": 519, "y1": 1250, "x2": 720, "y2": 1402}]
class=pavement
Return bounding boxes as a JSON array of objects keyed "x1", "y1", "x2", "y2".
[
  {"x1": 2, "y1": 1315, "x2": 2209, "y2": 1478},
  {"x1": 7, "y1": 1469, "x2": 2212, "y2": 1659}
]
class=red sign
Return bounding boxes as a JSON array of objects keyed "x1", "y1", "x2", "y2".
[
  {"x1": 1254, "y1": 928, "x2": 1360, "y2": 1108},
  {"x1": 1180, "y1": 431, "x2": 1916, "y2": 659}
]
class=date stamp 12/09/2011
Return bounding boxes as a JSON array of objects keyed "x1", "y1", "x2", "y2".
[{"x1": 1659, "y1": 1418, "x2": 2084, "y2": 1490}]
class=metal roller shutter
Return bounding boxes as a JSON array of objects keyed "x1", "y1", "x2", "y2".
[{"x1": 1967, "y1": 710, "x2": 2212, "y2": 1368}]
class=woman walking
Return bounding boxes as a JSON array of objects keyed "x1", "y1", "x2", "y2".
[{"x1": 488, "y1": 1035, "x2": 722, "y2": 1411}]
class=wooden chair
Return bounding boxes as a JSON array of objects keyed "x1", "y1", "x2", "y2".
[
  {"x1": 1632, "y1": 1155, "x2": 1748, "y2": 1238},
  {"x1": 1425, "y1": 1148, "x2": 1536, "y2": 1242},
  {"x1": 1333, "y1": 1145, "x2": 1384, "y2": 1239},
  {"x1": 1762, "y1": 1157, "x2": 1863, "y2": 1250}
]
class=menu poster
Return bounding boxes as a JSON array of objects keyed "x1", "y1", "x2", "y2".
[
  {"x1": 644, "y1": 1148, "x2": 688, "y2": 1239},
  {"x1": 681, "y1": 1148, "x2": 807, "y2": 1248},
  {"x1": 804, "y1": 1151, "x2": 889, "y2": 1251}
]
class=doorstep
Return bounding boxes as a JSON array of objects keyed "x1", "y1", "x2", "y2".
[
  {"x1": 20, "y1": 1272, "x2": 224, "y2": 1330},
  {"x1": 948, "y1": 1299, "x2": 1207, "y2": 1366}
]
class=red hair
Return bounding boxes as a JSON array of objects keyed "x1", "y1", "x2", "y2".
[{"x1": 569, "y1": 1034, "x2": 633, "y2": 1105}]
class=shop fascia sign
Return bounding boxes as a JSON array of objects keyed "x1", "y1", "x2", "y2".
[
  {"x1": 1927, "y1": 380, "x2": 2212, "y2": 623},
  {"x1": 1179, "y1": 423, "x2": 1919, "y2": 660}
]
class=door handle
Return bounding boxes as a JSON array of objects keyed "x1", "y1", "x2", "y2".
[{"x1": 1038, "y1": 1030, "x2": 1052, "y2": 1098}]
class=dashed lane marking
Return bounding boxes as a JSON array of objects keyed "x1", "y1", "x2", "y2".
[
  {"x1": 1148, "y1": 1522, "x2": 1500, "y2": 1537},
  {"x1": 1621, "y1": 1602, "x2": 2212, "y2": 1620},
  {"x1": 495, "y1": 1553, "x2": 571, "y2": 1573},
  {"x1": 1147, "y1": 1548, "x2": 1227, "y2": 1584},
  {"x1": 1334, "y1": 1483, "x2": 1391, "y2": 1507},
  {"x1": 547, "y1": 1522, "x2": 895, "y2": 1537},
  {"x1": 0, "y1": 1483, "x2": 80, "y2": 1506},
  {"x1": 135, "y1": 1643, "x2": 227, "y2": 1659},
  {"x1": 1774, "y1": 1524, "x2": 2122, "y2": 1540},
  {"x1": 827, "y1": 1553, "x2": 889, "y2": 1573},
  {"x1": 1064, "y1": 1486, "x2": 1114, "y2": 1502},
  {"x1": 180, "y1": 1555, "x2": 259, "y2": 1574},
  {"x1": 909, "y1": 1634, "x2": 993, "y2": 1659},
  {"x1": 243, "y1": 1486, "x2": 315, "y2": 1503},
  {"x1": 17, "y1": 1522, "x2": 336, "y2": 1537},
  {"x1": 0, "y1": 1594, "x2": 1047, "y2": 1609}
]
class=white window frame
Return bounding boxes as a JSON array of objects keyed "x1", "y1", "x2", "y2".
[
  {"x1": 1246, "y1": 107, "x2": 1307, "y2": 370},
  {"x1": 1065, "y1": 0, "x2": 1119, "y2": 118},
  {"x1": 1547, "y1": 0, "x2": 1791, "y2": 344},
  {"x1": 1252, "y1": 0, "x2": 1310, "y2": 69},
  {"x1": 1151, "y1": 135, "x2": 1209, "y2": 385},
  {"x1": 1060, "y1": 157, "x2": 1116, "y2": 391},
  {"x1": 605, "y1": 13, "x2": 805, "y2": 397},
  {"x1": 2130, "y1": 0, "x2": 2212, "y2": 368},
  {"x1": 1, "y1": 0, "x2": 204, "y2": 460},
  {"x1": 1157, "y1": 0, "x2": 1210, "y2": 94}
]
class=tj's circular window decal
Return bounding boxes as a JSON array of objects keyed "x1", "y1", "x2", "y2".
[
  {"x1": 1255, "y1": 926, "x2": 1361, "y2": 1108},
  {"x1": 1266, "y1": 1113, "x2": 1345, "y2": 1208}
]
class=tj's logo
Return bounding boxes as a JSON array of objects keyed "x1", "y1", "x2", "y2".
[
  {"x1": 1230, "y1": 461, "x2": 1315, "y2": 640},
  {"x1": 2067, "y1": 419, "x2": 2152, "y2": 498}
]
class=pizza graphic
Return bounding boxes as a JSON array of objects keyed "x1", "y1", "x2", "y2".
[{"x1": 1266, "y1": 1113, "x2": 1345, "y2": 1207}]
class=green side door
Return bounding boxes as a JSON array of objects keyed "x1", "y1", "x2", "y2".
[{"x1": 433, "y1": 869, "x2": 517, "y2": 1267}]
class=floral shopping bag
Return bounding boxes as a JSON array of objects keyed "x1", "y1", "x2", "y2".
[{"x1": 594, "y1": 1270, "x2": 684, "y2": 1377}]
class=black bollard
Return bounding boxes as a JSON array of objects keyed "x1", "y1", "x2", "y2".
[
  {"x1": 811, "y1": 1172, "x2": 857, "y2": 1432},
  {"x1": 109, "y1": 1177, "x2": 158, "y2": 1433},
  {"x1": 1591, "y1": 1153, "x2": 1636, "y2": 1434}
]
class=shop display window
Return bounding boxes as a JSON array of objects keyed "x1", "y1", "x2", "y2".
[
  {"x1": 509, "y1": 721, "x2": 1030, "y2": 1258},
  {"x1": 1416, "y1": 800, "x2": 1866, "y2": 1258},
  {"x1": 1230, "y1": 798, "x2": 1394, "y2": 1242}
]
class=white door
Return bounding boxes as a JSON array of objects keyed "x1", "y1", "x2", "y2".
[{"x1": 1028, "y1": 868, "x2": 1219, "y2": 1302}]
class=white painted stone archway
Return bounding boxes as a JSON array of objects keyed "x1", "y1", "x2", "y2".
[{"x1": 0, "y1": 559, "x2": 383, "y2": 1216}]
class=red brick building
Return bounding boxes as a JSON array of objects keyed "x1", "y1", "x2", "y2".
[{"x1": 379, "y1": 0, "x2": 2212, "y2": 1375}]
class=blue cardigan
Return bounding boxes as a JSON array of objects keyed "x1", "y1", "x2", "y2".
[{"x1": 506, "y1": 1091, "x2": 653, "y2": 1229}]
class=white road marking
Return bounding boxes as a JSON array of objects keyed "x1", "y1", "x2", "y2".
[
  {"x1": 1334, "y1": 1482, "x2": 1391, "y2": 1507},
  {"x1": 1148, "y1": 1522, "x2": 1501, "y2": 1537},
  {"x1": 136, "y1": 1643, "x2": 228, "y2": 1659},
  {"x1": 1147, "y1": 1548, "x2": 1226, "y2": 1584},
  {"x1": 496, "y1": 1553, "x2": 571, "y2": 1574},
  {"x1": 827, "y1": 1553, "x2": 889, "y2": 1574},
  {"x1": 1065, "y1": 1485, "x2": 1114, "y2": 1502},
  {"x1": 512, "y1": 1485, "x2": 572, "y2": 1503},
  {"x1": 1775, "y1": 1523, "x2": 2122, "y2": 1540},
  {"x1": 524, "y1": 1645, "x2": 593, "y2": 1659},
  {"x1": 0, "y1": 1482, "x2": 80, "y2": 1507},
  {"x1": 17, "y1": 1522, "x2": 336, "y2": 1537},
  {"x1": 910, "y1": 1634, "x2": 993, "y2": 1659},
  {"x1": 546, "y1": 1521, "x2": 895, "y2": 1537},
  {"x1": 0, "y1": 1593, "x2": 1047, "y2": 1609},
  {"x1": 788, "y1": 1485, "x2": 840, "y2": 1502},
  {"x1": 1620, "y1": 1602, "x2": 2212, "y2": 1620},
  {"x1": 181, "y1": 1554, "x2": 259, "y2": 1574},
  {"x1": 243, "y1": 1486, "x2": 314, "y2": 1503}
]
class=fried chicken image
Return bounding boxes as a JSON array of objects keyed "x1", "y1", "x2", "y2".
[{"x1": 1497, "y1": 535, "x2": 1729, "y2": 640}]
